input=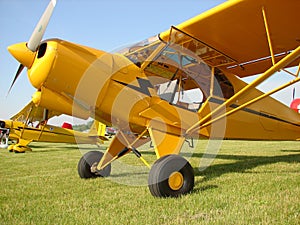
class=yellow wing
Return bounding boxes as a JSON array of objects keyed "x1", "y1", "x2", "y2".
[
  {"x1": 160, "y1": 0, "x2": 300, "y2": 77},
  {"x1": 10, "y1": 101, "x2": 60, "y2": 122}
]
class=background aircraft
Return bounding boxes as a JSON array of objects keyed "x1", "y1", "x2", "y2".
[
  {"x1": 0, "y1": 101, "x2": 107, "y2": 153},
  {"x1": 291, "y1": 98, "x2": 300, "y2": 113},
  {"x1": 6, "y1": 0, "x2": 300, "y2": 197}
]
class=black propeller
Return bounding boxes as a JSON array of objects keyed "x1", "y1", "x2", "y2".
[{"x1": 7, "y1": 64, "x2": 25, "y2": 96}]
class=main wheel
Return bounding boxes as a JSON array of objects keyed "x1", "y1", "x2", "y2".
[
  {"x1": 148, "y1": 154, "x2": 194, "y2": 197},
  {"x1": 78, "y1": 151, "x2": 111, "y2": 179}
]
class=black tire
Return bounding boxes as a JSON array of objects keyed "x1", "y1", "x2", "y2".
[
  {"x1": 78, "y1": 151, "x2": 111, "y2": 179},
  {"x1": 148, "y1": 154, "x2": 194, "y2": 197}
]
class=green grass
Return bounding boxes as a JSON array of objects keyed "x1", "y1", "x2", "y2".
[{"x1": 0, "y1": 140, "x2": 299, "y2": 224}]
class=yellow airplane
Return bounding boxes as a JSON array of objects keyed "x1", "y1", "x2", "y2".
[
  {"x1": 0, "y1": 101, "x2": 107, "y2": 153},
  {"x1": 7, "y1": 0, "x2": 300, "y2": 197}
]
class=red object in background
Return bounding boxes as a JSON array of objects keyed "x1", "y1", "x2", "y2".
[
  {"x1": 290, "y1": 98, "x2": 300, "y2": 113},
  {"x1": 62, "y1": 122, "x2": 73, "y2": 130}
]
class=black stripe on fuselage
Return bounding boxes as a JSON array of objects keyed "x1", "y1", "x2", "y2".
[{"x1": 113, "y1": 77, "x2": 153, "y2": 96}]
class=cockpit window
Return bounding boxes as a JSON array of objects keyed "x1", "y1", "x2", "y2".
[
  {"x1": 118, "y1": 35, "x2": 160, "y2": 66},
  {"x1": 145, "y1": 45, "x2": 209, "y2": 112},
  {"x1": 155, "y1": 79, "x2": 203, "y2": 111},
  {"x1": 213, "y1": 69, "x2": 234, "y2": 99},
  {"x1": 119, "y1": 29, "x2": 234, "y2": 110}
]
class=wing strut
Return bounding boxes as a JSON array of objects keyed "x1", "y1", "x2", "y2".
[
  {"x1": 186, "y1": 46, "x2": 300, "y2": 135},
  {"x1": 19, "y1": 104, "x2": 34, "y2": 138},
  {"x1": 201, "y1": 75, "x2": 300, "y2": 129},
  {"x1": 262, "y1": 7, "x2": 275, "y2": 66}
]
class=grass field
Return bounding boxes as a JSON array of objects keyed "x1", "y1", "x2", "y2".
[{"x1": 0, "y1": 140, "x2": 299, "y2": 224}]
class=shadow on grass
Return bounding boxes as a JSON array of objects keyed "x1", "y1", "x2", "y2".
[
  {"x1": 281, "y1": 149, "x2": 300, "y2": 153},
  {"x1": 110, "y1": 171, "x2": 149, "y2": 178},
  {"x1": 193, "y1": 152, "x2": 300, "y2": 183},
  {"x1": 138, "y1": 150, "x2": 156, "y2": 156},
  {"x1": 29, "y1": 145, "x2": 77, "y2": 150},
  {"x1": 193, "y1": 184, "x2": 219, "y2": 193}
]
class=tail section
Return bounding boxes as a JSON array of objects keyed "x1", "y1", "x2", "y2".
[
  {"x1": 61, "y1": 122, "x2": 73, "y2": 130},
  {"x1": 290, "y1": 98, "x2": 300, "y2": 113},
  {"x1": 89, "y1": 120, "x2": 108, "y2": 141}
]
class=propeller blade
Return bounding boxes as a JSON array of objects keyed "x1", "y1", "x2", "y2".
[
  {"x1": 7, "y1": 64, "x2": 25, "y2": 95},
  {"x1": 27, "y1": 0, "x2": 57, "y2": 52}
]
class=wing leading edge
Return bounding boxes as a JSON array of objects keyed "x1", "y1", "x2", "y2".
[{"x1": 10, "y1": 101, "x2": 60, "y2": 122}]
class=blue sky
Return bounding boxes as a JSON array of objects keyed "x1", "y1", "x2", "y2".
[{"x1": 0, "y1": 0, "x2": 298, "y2": 125}]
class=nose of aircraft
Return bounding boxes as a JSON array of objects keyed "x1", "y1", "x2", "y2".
[
  {"x1": 7, "y1": 0, "x2": 56, "y2": 94},
  {"x1": 7, "y1": 42, "x2": 36, "y2": 69}
]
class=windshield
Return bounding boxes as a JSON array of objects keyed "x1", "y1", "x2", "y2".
[
  {"x1": 118, "y1": 28, "x2": 234, "y2": 111},
  {"x1": 145, "y1": 44, "x2": 211, "y2": 112},
  {"x1": 116, "y1": 35, "x2": 160, "y2": 66}
]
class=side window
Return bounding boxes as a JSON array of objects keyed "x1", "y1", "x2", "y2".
[
  {"x1": 155, "y1": 79, "x2": 204, "y2": 111},
  {"x1": 145, "y1": 44, "x2": 213, "y2": 112},
  {"x1": 156, "y1": 80, "x2": 177, "y2": 103},
  {"x1": 213, "y1": 69, "x2": 234, "y2": 99},
  {"x1": 173, "y1": 88, "x2": 203, "y2": 111}
]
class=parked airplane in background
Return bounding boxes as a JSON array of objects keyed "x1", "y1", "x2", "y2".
[
  {"x1": 290, "y1": 98, "x2": 300, "y2": 113},
  {"x1": 0, "y1": 101, "x2": 107, "y2": 153},
  {"x1": 289, "y1": 87, "x2": 300, "y2": 113},
  {"x1": 7, "y1": 0, "x2": 300, "y2": 197}
]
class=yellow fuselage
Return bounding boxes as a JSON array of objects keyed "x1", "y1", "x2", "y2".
[{"x1": 12, "y1": 39, "x2": 300, "y2": 141}]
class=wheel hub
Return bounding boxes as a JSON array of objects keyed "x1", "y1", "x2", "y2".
[{"x1": 168, "y1": 171, "x2": 184, "y2": 190}]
